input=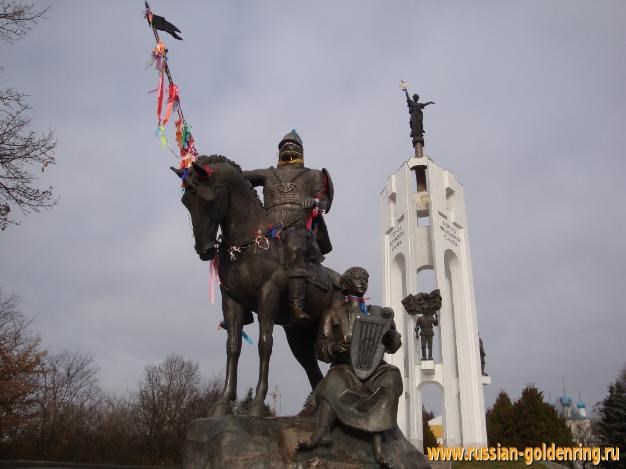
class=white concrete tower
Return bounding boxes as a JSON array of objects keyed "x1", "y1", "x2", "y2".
[{"x1": 380, "y1": 154, "x2": 489, "y2": 451}]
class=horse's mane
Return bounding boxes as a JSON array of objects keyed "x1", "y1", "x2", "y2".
[
  {"x1": 197, "y1": 154, "x2": 241, "y2": 172},
  {"x1": 196, "y1": 154, "x2": 263, "y2": 208}
]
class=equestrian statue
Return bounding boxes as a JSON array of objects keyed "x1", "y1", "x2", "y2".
[{"x1": 172, "y1": 130, "x2": 336, "y2": 417}]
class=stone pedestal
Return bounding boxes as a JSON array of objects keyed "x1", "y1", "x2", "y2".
[
  {"x1": 183, "y1": 415, "x2": 431, "y2": 469},
  {"x1": 419, "y1": 359, "x2": 435, "y2": 374}
]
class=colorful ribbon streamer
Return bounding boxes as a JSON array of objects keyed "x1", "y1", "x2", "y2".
[
  {"x1": 218, "y1": 321, "x2": 254, "y2": 345},
  {"x1": 345, "y1": 295, "x2": 370, "y2": 314},
  {"x1": 209, "y1": 256, "x2": 220, "y2": 304},
  {"x1": 162, "y1": 83, "x2": 179, "y2": 126}
]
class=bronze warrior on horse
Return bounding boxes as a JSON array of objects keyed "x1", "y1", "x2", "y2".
[{"x1": 172, "y1": 130, "x2": 337, "y2": 417}]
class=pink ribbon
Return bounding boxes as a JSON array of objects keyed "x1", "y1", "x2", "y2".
[
  {"x1": 209, "y1": 256, "x2": 220, "y2": 304},
  {"x1": 156, "y1": 73, "x2": 164, "y2": 125}
]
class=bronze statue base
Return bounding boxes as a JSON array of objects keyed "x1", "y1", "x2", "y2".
[{"x1": 183, "y1": 415, "x2": 431, "y2": 469}]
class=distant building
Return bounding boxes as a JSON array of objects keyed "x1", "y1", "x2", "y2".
[
  {"x1": 428, "y1": 415, "x2": 444, "y2": 446},
  {"x1": 558, "y1": 387, "x2": 593, "y2": 444}
]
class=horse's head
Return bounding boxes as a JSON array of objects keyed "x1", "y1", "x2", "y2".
[{"x1": 172, "y1": 156, "x2": 229, "y2": 261}]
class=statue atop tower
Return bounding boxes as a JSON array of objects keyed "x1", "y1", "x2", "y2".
[{"x1": 400, "y1": 80, "x2": 435, "y2": 158}]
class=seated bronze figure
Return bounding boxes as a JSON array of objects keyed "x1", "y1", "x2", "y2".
[{"x1": 297, "y1": 267, "x2": 403, "y2": 468}]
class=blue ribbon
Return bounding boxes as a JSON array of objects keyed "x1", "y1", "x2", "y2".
[
  {"x1": 242, "y1": 331, "x2": 254, "y2": 345},
  {"x1": 219, "y1": 321, "x2": 254, "y2": 345}
]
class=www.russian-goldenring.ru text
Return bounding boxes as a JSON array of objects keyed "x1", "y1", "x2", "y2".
[{"x1": 426, "y1": 443, "x2": 620, "y2": 466}]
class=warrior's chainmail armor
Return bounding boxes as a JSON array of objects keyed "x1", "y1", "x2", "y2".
[{"x1": 243, "y1": 130, "x2": 333, "y2": 321}]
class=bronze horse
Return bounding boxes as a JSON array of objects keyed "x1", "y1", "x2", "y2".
[{"x1": 173, "y1": 154, "x2": 338, "y2": 416}]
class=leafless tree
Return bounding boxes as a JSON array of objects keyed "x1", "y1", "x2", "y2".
[
  {"x1": 87, "y1": 395, "x2": 144, "y2": 464},
  {"x1": 0, "y1": 1, "x2": 56, "y2": 230},
  {"x1": 33, "y1": 351, "x2": 101, "y2": 459},
  {"x1": 136, "y1": 354, "x2": 222, "y2": 464}
]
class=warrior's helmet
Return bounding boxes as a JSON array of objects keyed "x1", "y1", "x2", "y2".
[{"x1": 278, "y1": 129, "x2": 304, "y2": 166}]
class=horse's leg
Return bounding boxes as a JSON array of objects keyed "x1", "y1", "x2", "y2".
[
  {"x1": 284, "y1": 323, "x2": 323, "y2": 390},
  {"x1": 210, "y1": 290, "x2": 244, "y2": 417},
  {"x1": 248, "y1": 283, "x2": 279, "y2": 417}
]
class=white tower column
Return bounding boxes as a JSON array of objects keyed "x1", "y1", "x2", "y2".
[{"x1": 381, "y1": 155, "x2": 489, "y2": 450}]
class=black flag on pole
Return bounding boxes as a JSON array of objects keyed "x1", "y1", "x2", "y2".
[{"x1": 145, "y1": 1, "x2": 182, "y2": 40}]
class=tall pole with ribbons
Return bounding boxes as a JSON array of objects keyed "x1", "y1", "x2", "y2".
[
  {"x1": 143, "y1": 5, "x2": 255, "y2": 343},
  {"x1": 144, "y1": 2, "x2": 198, "y2": 169}
]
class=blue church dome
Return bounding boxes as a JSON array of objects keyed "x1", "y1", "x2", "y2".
[
  {"x1": 559, "y1": 394, "x2": 572, "y2": 407},
  {"x1": 577, "y1": 399, "x2": 586, "y2": 409}
]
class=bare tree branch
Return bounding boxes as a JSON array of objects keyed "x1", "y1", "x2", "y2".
[
  {"x1": 0, "y1": 88, "x2": 57, "y2": 229},
  {"x1": 0, "y1": 3, "x2": 56, "y2": 230},
  {"x1": 135, "y1": 354, "x2": 219, "y2": 464},
  {"x1": 0, "y1": 1, "x2": 48, "y2": 43}
]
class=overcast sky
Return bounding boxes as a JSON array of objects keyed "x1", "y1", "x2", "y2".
[{"x1": 1, "y1": 1, "x2": 625, "y2": 417}]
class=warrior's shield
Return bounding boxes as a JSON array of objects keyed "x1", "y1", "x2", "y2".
[
  {"x1": 321, "y1": 168, "x2": 334, "y2": 212},
  {"x1": 350, "y1": 313, "x2": 392, "y2": 380}
]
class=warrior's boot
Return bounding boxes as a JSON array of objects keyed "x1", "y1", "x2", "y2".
[{"x1": 288, "y1": 276, "x2": 309, "y2": 321}]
